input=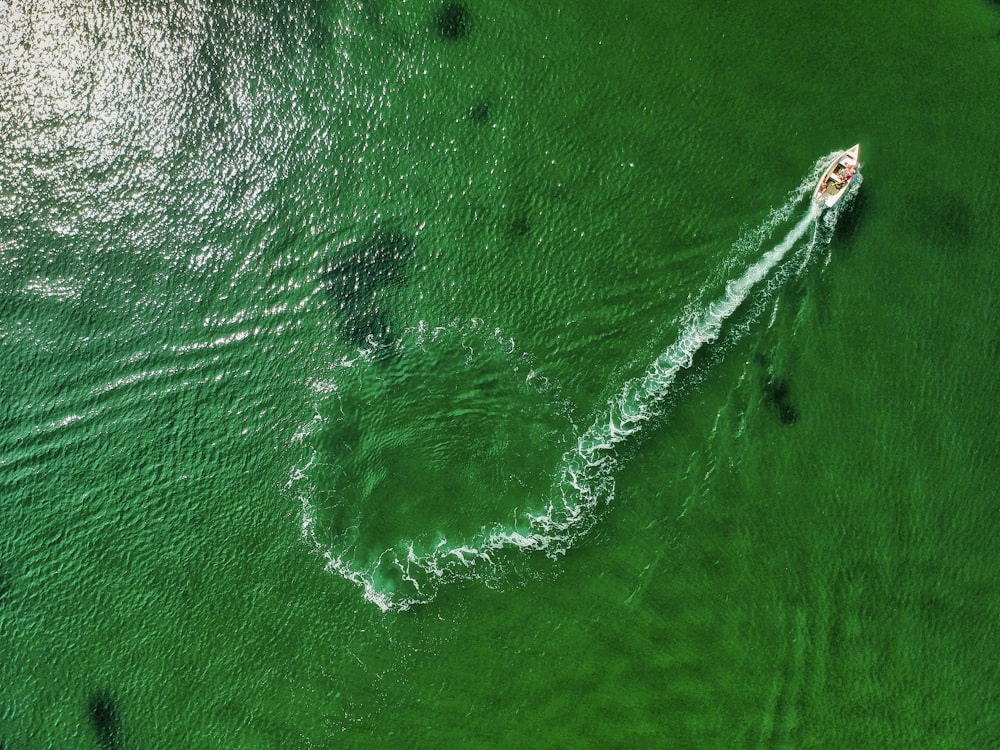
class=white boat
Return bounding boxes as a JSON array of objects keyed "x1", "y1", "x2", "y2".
[{"x1": 813, "y1": 144, "x2": 860, "y2": 208}]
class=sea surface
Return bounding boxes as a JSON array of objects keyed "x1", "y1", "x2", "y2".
[{"x1": 2, "y1": 0, "x2": 999, "y2": 747}]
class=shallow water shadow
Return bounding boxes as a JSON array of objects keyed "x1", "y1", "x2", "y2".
[{"x1": 88, "y1": 692, "x2": 122, "y2": 750}]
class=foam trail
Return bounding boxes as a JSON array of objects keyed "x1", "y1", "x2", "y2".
[
  {"x1": 530, "y1": 204, "x2": 822, "y2": 543},
  {"x1": 296, "y1": 153, "x2": 858, "y2": 611}
]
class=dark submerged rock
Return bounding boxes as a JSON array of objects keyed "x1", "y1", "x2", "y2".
[
  {"x1": 435, "y1": 2, "x2": 470, "y2": 41},
  {"x1": 88, "y1": 692, "x2": 122, "y2": 749}
]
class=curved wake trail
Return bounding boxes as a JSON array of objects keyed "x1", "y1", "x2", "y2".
[
  {"x1": 530, "y1": 204, "x2": 821, "y2": 543},
  {"x1": 301, "y1": 154, "x2": 859, "y2": 611}
]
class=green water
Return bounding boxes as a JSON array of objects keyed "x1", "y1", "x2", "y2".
[{"x1": 2, "y1": 0, "x2": 999, "y2": 746}]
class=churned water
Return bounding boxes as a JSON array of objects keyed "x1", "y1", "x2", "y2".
[{"x1": 2, "y1": 0, "x2": 998, "y2": 747}]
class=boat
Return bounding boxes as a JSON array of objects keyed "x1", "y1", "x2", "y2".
[{"x1": 813, "y1": 144, "x2": 860, "y2": 208}]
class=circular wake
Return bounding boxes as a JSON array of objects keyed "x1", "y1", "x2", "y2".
[{"x1": 290, "y1": 319, "x2": 573, "y2": 611}]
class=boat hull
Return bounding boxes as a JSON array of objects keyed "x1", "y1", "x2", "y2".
[{"x1": 813, "y1": 144, "x2": 860, "y2": 208}]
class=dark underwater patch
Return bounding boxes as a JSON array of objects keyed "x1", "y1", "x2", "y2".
[
  {"x1": 762, "y1": 374, "x2": 799, "y2": 425},
  {"x1": 434, "y1": 2, "x2": 470, "y2": 40},
  {"x1": 931, "y1": 192, "x2": 974, "y2": 247},
  {"x1": 833, "y1": 182, "x2": 867, "y2": 247},
  {"x1": 466, "y1": 101, "x2": 491, "y2": 125},
  {"x1": 359, "y1": 0, "x2": 385, "y2": 26},
  {"x1": 754, "y1": 353, "x2": 798, "y2": 425},
  {"x1": 909, "y1": 189, "x2": 975, "y2": 249},
  {"x1": 87, "y1": 692, "x2": 122, "y2": 749},
  {"x1": 510, "y1": 215, "x2": 530, "y2": 238},
  {"x1": 323, "y1": 231, "x2": 416, "y2": 350},
  {"x1": 334, "y1": 305, "x2": 397, "y2": 350},
  {"x1": 323, "y1": 231, "x2": 414, "y2": 297}
]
